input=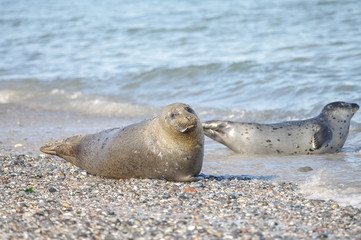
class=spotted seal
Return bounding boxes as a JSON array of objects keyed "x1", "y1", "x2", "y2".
[
  {"x1": 40, "y1": 103, "x2": 204, "y2": 181},
  {"x1": 202, "y1": 102, "x2": 359, "y2": 155}
]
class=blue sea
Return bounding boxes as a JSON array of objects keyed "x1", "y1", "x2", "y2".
[{"x1": 1, "y1": 0, "x2": 361, "y2": 207}]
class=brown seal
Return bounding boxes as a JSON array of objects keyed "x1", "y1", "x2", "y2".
[{"x1": 40, "y1": 103, "x2": 204, "y2": 181}]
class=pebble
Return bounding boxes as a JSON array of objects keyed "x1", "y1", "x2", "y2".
[
  {"x1": 298, "y1": 166, "x2": 313, "y2": 172},
  {"x1": 0, "y1": 153, "x2": 360, "y2": 239}
]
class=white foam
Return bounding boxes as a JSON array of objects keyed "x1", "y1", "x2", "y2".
[
  {"x1": 0, "y1": 90, "x2": 12, "y2": 103},
  {"x1": 299, "y1": 168, "x2": 361, "y2": 208},
  {"x1": 0, "y1": 90, "x2": 26, "y2": 104},
  {"x1": 0, "y1": 89, "x2": 159, "y2": 118}
]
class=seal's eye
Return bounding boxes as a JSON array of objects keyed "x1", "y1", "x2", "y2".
[{"x1": 184, "y1": 107, "x2": 194, "y2": 114}]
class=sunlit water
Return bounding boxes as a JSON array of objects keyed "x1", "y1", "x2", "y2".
[{"x1": 1, "y1": 0, "x2": 361, "y2": 207}]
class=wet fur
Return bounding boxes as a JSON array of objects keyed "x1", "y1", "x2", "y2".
[
  {"x1": 203, "y1": 102, "x2": 359, "y2": 155},
  {"x1": 41, "y1": 103, "x2": 204, "y2": 181}
]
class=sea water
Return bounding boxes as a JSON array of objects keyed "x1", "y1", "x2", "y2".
[{"x1": 1, "y1": 0, "x2": 361, "y2": 207}]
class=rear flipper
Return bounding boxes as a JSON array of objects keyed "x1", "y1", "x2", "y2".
[
  {"x1": 202, "y1": 120, "x2": 230, "y2": 145},
  {"x1": 40, "y1": 134, "x2": 86, "y2": 165}
]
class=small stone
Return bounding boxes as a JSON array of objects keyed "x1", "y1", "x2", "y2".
[
  {"x1": 179, "y1": 195, "x2": 189, "y2": 200},
  {"x1": 185, "y1": 187, "x2": 197, "y2": 193},
  {"x1": 318, "y1": 233, "x2": 328, "y2": 239},
  {"x1": 188, "y1": 225, "x2": 196, "y2": 231},
  {"x1": 298, "y1": 166, "x2": 313, "y2": 172},
  {"x1": 190, "y1": 182, "x2": 204, "y2": 188},
  {"x1": 49, "y1": 187, "x2": 58, "y2": 193},
  {"x1": 241, "y1": 233, "x2": 253, "y2": 240}
]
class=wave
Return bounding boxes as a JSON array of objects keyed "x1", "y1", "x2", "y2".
[
  {"x1": 0, "y1": 87, "x2": 314, "y2": 125},
  {"x1": 0, "y1": 89, "x2": 159, "y2": 118},
  {"x1": 299, "y1": 169, "x2": 361, "y2": 208}
]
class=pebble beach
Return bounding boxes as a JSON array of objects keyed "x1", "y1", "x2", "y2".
[{"x1": 1, "y1": 154, "x2": 360, "y2": 240}]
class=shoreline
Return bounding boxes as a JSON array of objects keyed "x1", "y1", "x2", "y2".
[
  {"x1": 0, "y1": 103, "x2": 138, "y2": 156},
  {"x1": 1, "y1": 153, "x2": 360, "y2": 239}
]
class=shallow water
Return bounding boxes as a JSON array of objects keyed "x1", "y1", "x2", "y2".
[{"x1": 1, "y1": 0, "x2": 361, "y2": 207}]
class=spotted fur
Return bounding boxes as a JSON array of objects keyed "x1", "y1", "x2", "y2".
[{"x1": 203, "y1": 102, "x2": 359, "y2": 155}]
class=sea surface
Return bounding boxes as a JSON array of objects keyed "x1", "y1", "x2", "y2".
[{"x1": 1, "y1": 0, "x2": 361, "y2": 207}]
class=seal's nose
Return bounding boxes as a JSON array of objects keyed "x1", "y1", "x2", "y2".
[
  {"x1": 185, "y1": 115, "x2": 197, "y2": 126},
  {"x1": 351, "y1": 103, "x2": 359, "y2": 114}
]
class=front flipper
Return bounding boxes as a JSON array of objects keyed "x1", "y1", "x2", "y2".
[{"x1": 311, "y1": 125, "x2": 332, "y2": 150}]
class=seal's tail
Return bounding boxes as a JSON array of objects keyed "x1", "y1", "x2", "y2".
[{"x1": 40, "y1": 134, "x2": 85, "y2": 164}]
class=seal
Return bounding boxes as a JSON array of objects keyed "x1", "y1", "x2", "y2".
[
  {"x1": 203, "y1": 102, "x2": 359, "y2": 155},
  {"x1": 40, "y1": 103, "x2": 204, "y2": 181}
]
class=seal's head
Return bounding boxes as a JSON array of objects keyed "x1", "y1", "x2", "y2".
[
  {"x1": 320, "y1": 101, "x2": 359, "y2": 122},
  {"x1": 161, "y1": 103, "x2": 201, "y2": 134}
]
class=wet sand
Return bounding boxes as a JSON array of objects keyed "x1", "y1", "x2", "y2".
[{"x1": 0, "y1": 103, "x2": 136, "y2": 155}]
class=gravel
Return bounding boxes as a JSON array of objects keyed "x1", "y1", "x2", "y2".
[{"x1": 1, "y1": 153, "x2": 360, "y2": 239}]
